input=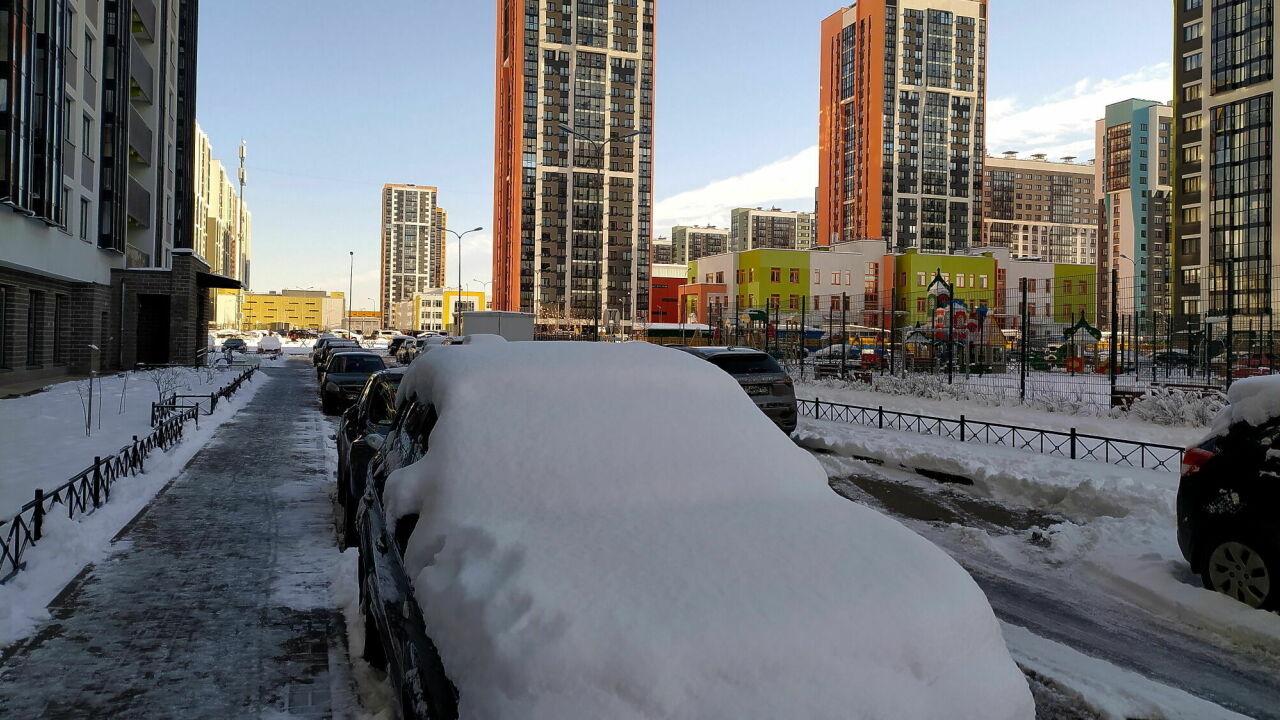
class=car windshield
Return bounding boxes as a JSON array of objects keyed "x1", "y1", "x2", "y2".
[
  {"x1": 708, "y1": 353, "x2": 783, "y2": 375},
  {"x1": 333, "y1": 355, "x2": 385, "y2": 373}
]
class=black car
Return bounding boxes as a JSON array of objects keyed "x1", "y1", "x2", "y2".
[
  {"x1": 337, "y1": 368, "x2": 406, "y2": 547},
  {"x1": 221, "y1": 338, "x2": 247, "y2": 352},
  {"x1": 1177, "y1": 416, "x2": 1280, "y2": 609},
  {"x1": 319, "y1": 351, "x2": 386, "y2": 414},
  {"x1": 671, "y1": 347, "x2": 798, "y2": 433},
  {"x1": 315, "y1": 340, "x2": 359, "y2": 377}
]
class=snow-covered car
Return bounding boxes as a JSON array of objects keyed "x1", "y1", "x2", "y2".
[
  {"x1": 357, "y1": 340, "x2": 1033, "y2": 719},
  {"x1": 1178, "y1": 375, "x2": 1280, "y2": 609}
]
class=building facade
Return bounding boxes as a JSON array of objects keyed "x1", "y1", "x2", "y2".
[
  {"x1": 1172, "y1": 0, "x2": 1276, "y2": 337},
  {"x1": 981, "y1": 153, "x2": 1099, "y2": 265},
  {"x1": 1, "y1": 0, "x2": 211, "y2": 386},
  {"x1": 492, "y1": 0, "x2": 656, "y2": 328},
  {"x1": 819, "y1": 0, "x2": 988, "y2": 251},
  {"x1": 670, "y1": 225, "x2": 729, "y2": 263},
  {"x1": 235, "y1": 290, "x2": 345, "y2": 331},
  {"x1": 1096, "y1": 99, "x2": 1173, "y2": 327},
  {"x1": 648, "y1": 263, "x2": 688, "y2": 323},
  {"x1": 729, "y1": 208, "x2": 815, "y2": 252},
  {"x1": 192, "y1": 124, "x2": 250, "y2": 280},
  {"x1": 651, "y1": 237, "x2": 675, "y2": 265},
  {"x1": 380, "y1": 184, "x2": 447, "y2": 323},
  {"x1": 393, "y1": 289, "x2": 487, "y2": 333}
]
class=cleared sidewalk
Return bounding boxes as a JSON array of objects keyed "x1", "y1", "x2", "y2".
[{"x1": 0, "y1": 364, "x2": 352, "y2": 718}]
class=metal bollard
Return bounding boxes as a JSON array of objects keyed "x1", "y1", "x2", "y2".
[{"x1": 92, "y1": 457, "x2": 102, "y2": 508}]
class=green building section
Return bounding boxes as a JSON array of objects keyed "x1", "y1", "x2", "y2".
[
  {"x1": 1052, "y1": 264, "x2": 1099, "y2": 325},
  {"x1": 735, "y1": 249, "x2": 811, "y2": 309},
  {"x1": 893, "y1": 250, "x2": 998, "y2": 327}
]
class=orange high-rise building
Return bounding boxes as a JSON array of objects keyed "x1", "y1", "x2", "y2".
[
  {"x1": 492, "y1": 0, "x2": 656, "y2": 327},
  {"x1": 819, "y1": 1, "x2": 988, "y2": 252}
]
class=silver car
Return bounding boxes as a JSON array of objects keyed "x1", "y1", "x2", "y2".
[{"x1": 672, "y1": 347, "x2": 798, "y2": 433}]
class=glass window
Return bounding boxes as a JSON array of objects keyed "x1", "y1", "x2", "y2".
[
  {"x1": 1183, "y1": 53, "x2": 1202, "y2": 71},
  {"x1": 1184, "y1": 21, "x2": 1204, "y2": 41},
  {"x1": 0, "y1": 286, "x2": 7, "y2": 369}
]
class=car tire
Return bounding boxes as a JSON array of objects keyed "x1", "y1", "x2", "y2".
[
  {"x1": 322, "y1": 394, "x2": 338, "y2": 415},
  {"x1": 1200, "y1": 536, "x2": 1277, "y2": 610}
]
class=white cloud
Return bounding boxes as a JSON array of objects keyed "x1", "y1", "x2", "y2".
[
  {"x1": 652, "y1": 64, "x2": 1173, "y2": 237},
  {"x1": 653, "y1": 146, "x2": 818, "y2": 237},
  {"x1": 986, "y1": 63, "x2": 1173, "y2": 160}
]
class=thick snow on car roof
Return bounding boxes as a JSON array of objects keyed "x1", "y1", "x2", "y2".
[
  {"x1": 386, "y1": 341, "x2": 1032, "y2": 719},
  {"x1": 1210, "y1": 374, "x2": 1280, "y2": 436}
]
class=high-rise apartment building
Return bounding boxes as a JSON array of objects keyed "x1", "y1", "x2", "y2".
[
  {"x1": 193, "y1": 124, "x2": 251, "y2": 280},
  {"x1": 819, "y1": 0, "x2": 988, "y2": 251},
  {"x1": 730, "y1": 208, "x2": 816, "y2": 252},
  {"x1": 1172, "y1": 0, "x2": 1276, "y2": 334},
  {"x1": 2, "y1": 0, "x2": 211, "y2": 385},
  {"x1": 493, "y1": 0, "x2": 656, "y2": 327},
  {"x1": 651, "y1": 237, "x2": 675, "y2": 265},
  {"x1": 981, "y1": 153, "x2": 1099, "y2": 265},
  {"x1": 671, "y1": 225, "x2": 730, "y2": 263},
  {"x1": 1096, "y1": 99, "x2": 1173, "y2": 325},
  {"x1": 380, "y1": 184, "x2": 447, "y2": 322}
]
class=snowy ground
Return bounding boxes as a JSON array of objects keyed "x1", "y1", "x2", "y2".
[
  {"x1": 0, "y1": 358, "x2": 276, "y2": 513},
  {"x1": 797, "y1": 379, "x2": 1205, "y2": 447},
  {"x1": 0, "y1": 372, "x2": 268, "y2": 646},
  {"x1": 798, "y1": 417, "x2": 1280, "y2": 719}
]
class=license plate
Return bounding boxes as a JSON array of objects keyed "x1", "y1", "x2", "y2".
[{"x1": 746, "y1": 385, "x2": 771, "y2": 396}]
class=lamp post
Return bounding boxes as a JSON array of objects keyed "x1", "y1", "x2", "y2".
[
  {"x1": 473, "y1": 279, "x2": 495, "y2": 310},
  {"x1": 445, "y1": 226, "x2": 484, "y2": 335},
  {"x1": 559, "y1": 124, "x2": 642, "y2": 341},
  {"x1": 347, "y1": 251, "x2": 354, "y2": 333}
]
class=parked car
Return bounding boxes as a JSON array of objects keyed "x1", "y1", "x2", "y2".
[
  {"x1": 337, "y1": 367, "x2": 406, "y2": 547},
  {"x1": 221, "y1": 338, "x2": 247, "y2": 352},
  {"x1": 1177, "y1": 376, "x2": 1280, "y2": 609},
  {"x1": 387, "y1": 335, "x2": 413, "y2": 361},
  {"x1": 315, "y1": 340, "x2": 359, "y2": 376},
  {"x1": 319, "y1": 351, "x2": 387, "y2": 414},
  {"x1": 671, "y1": 346, "x2": 797, "y2": 433},
  {"x1": 352, "y1": 340, "x2": 1032, "y2": 719}
]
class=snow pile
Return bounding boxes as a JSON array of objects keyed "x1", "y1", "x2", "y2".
[
  {"x1": 384, "y1": 341, "x2": 1033, "y2": 719},
  {"x1": 1208, "y1": 374, "x2": 1280, "y2": 436},
  {"x1": 257, "y1": 334, "x2": 283, "y2": 351}
]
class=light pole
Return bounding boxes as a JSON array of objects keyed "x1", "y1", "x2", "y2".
[
  {"x1": 473, "y1": 279, "x2": 495, "y2": 310},
  {"x1": 347, "y1": 251, "x2": 354, "y2": 333},
  {"x1": 559, "y1": 124, "x2": 642, "y2": 340},
  {"x1": 445, "y1": 226, "x2": 484, "y2": 335}
]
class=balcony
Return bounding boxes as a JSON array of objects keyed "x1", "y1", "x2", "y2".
[
  {"x1": 127, "y1": 176, "x2": 151, "y2": 228},
  {"x1": 131, "y1": 0, "x2": 157, "y2": 41},
  {"x1": 128, "y1": 105, "x2": 153, "y2": 166},
  {"x1": 129, "y1": 40, "x2": 154, "y2": 104}
]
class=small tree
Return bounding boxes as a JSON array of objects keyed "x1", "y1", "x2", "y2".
[{"x1": 143, "y1": 367, "x2": 187, "y2": 404}]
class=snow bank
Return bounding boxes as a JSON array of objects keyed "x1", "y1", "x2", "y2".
[
  {"x1": 385, "y1": 341, "x2": 1033, "y2": 719},
  {"x1": 1208, "y1": 374, "x2": 1280, "y2": 437}
]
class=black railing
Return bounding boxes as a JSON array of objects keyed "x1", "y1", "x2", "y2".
[
  {"x1": 798, "y1": 398, "x2": 1185, "y2": 473},
  {"x1": 151, "y1": 365, "x2": 257, "y2": 426},
  {"x1": 0, "y1": 365, "x2": 258, "y2": 584}
]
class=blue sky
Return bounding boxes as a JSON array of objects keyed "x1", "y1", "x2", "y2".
[{"x1": 197, "y1": 0, "x2": 1172, "y2": 310}]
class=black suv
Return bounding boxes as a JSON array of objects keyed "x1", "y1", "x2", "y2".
[
  {"x1": 671, "y1": 347, "x2": 798, "y2": 433},
  {"x1": 337, "y1": 368, "x2": 405, "y2": 547},
  {"x1": 1177, "y1": 417, "x2": 1280, "y2": 609},
  {"x1": 319, "y1": 351, "x2": 386, "y2": 414}
]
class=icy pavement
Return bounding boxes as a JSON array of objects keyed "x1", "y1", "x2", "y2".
[
  {"x1": 0, "y1": 364, "x2": 356, "y2": 718},
  {"x1": 807, "y1": 438, "x2": 1280, "y2": 719}
]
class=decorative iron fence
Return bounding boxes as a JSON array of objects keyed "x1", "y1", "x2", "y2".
[
  {"x1": 798, "y1": 398, "x2": 1184, "y2": 473},
  {"x1": 0, "y1": 366, "x2": 258, "y2": 584}
]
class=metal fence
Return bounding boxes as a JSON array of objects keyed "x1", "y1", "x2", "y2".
[
  {"x1": 799, "y1": 398, "x2": 1185, "y2": 472},
  {"x1": 627, "y1": 265, "x2": 1270, "y2": 411},
  {"x1": 0, "y1": 365, "x2": 258, "y2": 584}
]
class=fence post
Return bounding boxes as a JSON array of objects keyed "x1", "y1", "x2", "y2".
[
  {"x1": 878, "y1": 405, "x2": 884, "y2": 429},
  {"x1": 960, "y1": 415, "x2": 966, "y2": 442},
  {"x1": 32, "y1": 489, "x2": 44, "y2": 541},
  {"x1": 92, "y1": 457, "x2": 102, "y2": 508},
  {"x1": 1070, "y1": 428, "x2": 1078, "y2": 459},
  {"x1": 134, "y1": 435, "x2": 143, "y2": 473},
  {"x1": 814, "y1": 397, "x2": 821, "y2": 419},
  {"x1": 1110, "y1": 269, "x2": 1119, "y2": 401},
  {"x1": 1019, "y1": 278, "x2": 1028, "y2": 401}
]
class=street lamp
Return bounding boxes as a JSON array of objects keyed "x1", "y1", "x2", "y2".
[
  {"x1": 347, "y1": 251, "x2": 354, "y2": 334},
  {"x1": 445, "y1": 226, "x2": 484, "y2": 335},
  {"x1": 559, "y1": 123, "x2": 642, "y2": 341},
  {"x1": 473, "y1": 278, "x2": 495, "y2": 310}
]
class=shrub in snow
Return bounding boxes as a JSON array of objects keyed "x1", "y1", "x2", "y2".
[
  {"x1": 383, "y1": 341, "x2": 1034, "y2": 719},
  {"x1": 1120, "y1": 387, "x2": 1227, "y2": 428}
]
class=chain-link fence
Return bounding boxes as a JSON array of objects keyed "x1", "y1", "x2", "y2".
[{"x1": 623, "y1": 266, "x2": 1274, "y2": 411}]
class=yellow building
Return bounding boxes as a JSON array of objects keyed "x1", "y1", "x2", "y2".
[
  {"x1": 393, "y1": 289, "x2": 487, "y2": 333},
  {"x1": 220, "y1": 289, "x2": 346, "y2": 331}
]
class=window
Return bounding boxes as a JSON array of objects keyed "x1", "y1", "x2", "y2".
[
  {"x1": 1183, "y1": 84, "x2": 1202, "y2": 102},
  {"x1": 1182, "y1": 206, "x2": 1201, "y2": 223},
  {"x1": 769, "y1": 267, "x2": 781, "y2": 283},
  {"x1": 1062, "y1": 280, "x2": 1071, "y2": 294},
  {"x1": 1182, "y1": 175, "x2": 1202, "y2": 193},
  {"x1": 768, "y1": 294, "x2": 780, "y2": 309},
  {"x1": 1078, "y1": 280, "x2": 1088, "y2": 295},
  {"x1": 81, "y1": 115, "x2": 92, "y2": 154},
  {"x1": 789, "y1": 268, "x2": 800, "y2": 284},
  {"x1": 1184, "y1": 21, "x2": 1203, "y2": 41},
  {"x1": 1182, "y1": 145, "x2": 1202, "y2": 163},
  {"x1": 84, "y1": 33, "x2": 93, "y2": 73},
  {"x1": 715, "y1": 271, "x2": 723, "y2": 284},
  {"x1": 705, "y1": 274, "x2": 713, "y2": 284},
  {"x1": 831, "y1": 272, "x2": 841, "y2": 285},
  {"x1": 813, "y1": 296, "x2": 822, "y2": 312},
  {"x1": 813, "y1": 269, "x2": 821, "y2": 284},
  {"x1": 917, "y1": 298, "x2": 927, "y2": 313},
  {"x1": 917, "y1": 272, "x2": 927, "y2": 287},
  {"x1": 1183, "y1": 53, "x2": 1202, "y2": 71},
  {"x1": 1028, "y1": 279, "x2": 1037, "y2": 293},
  {"x1": 956, "y1": 274, "x2": 965, "y2": 288},
  {"x1": 26, "y1": 291, "x2": 42, "y2": 366},
  {"x1": 788, "y1": 295, "x2": 799, "y2": 310},
  {"x1": 1185, "y1": 0, "x2": 1201, "y2": 8},
  {"x1": 748, "y1": 268, "x2": 755, "y2": 283},
  {"x1": 1183, "y1": 114, "x2": 1203, "y2": 132},
  {"x1": 979, "y1": 275, "x2": 989, "y2": 289}
]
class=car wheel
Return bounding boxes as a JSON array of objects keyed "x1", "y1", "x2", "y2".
[
  {"x1": 1201, "y1": 538, "x2": 1276, "y2": 610},
  {"x1": 322, "y1": 394, "x2": 338, "y2": 415}
]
